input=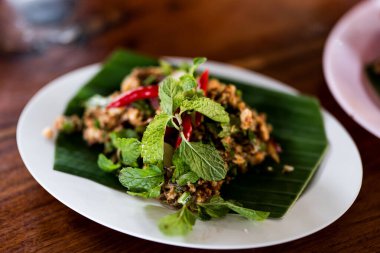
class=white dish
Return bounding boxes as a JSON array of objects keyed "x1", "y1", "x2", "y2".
[
  {"x1": 323, "y1": 0, "x2": 380, "y2": 138},
  {"x1": 17, "y1": 60, "x2": 362, "y2": 249}
]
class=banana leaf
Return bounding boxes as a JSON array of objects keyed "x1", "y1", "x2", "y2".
[{"x1": 54, "y1": 50, "x2": 328, "y2": 218}]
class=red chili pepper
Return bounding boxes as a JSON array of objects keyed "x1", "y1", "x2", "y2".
[
  {"x1": 195, "y1": 69, "x2": 209, "y2": 126},
  {"x1": 199, "y1": 69, "x2": 209, "y2": 95},
  {"x1": 107, "y1": 85, "x2": 159, "y2": 108},
  {"x1": 175, "y1": 114, "x2": 193, "y2": 148}
]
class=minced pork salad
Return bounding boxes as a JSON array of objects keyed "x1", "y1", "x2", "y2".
[{"x1": 45, "y1": 58, "x2": 288, "y2": 235}]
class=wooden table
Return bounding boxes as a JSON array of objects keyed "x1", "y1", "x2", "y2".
[{"x1": 1, "y1": 0, "x2": 379, "y2": 252}]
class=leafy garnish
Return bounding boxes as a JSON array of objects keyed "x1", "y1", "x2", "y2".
[
  {"x1": 143, "y1": 75, "x2": 157, "y2": 85},
  {"x1": 113, "y1": 138, "x2": 141, "y2": 166},
  {"x1": 159, "y1": 60, "x2": 173, "y2": 75},
  {"x1": 118, "y1": 165, "x2": 164, "y2": 192},
  {"x1": 179, "y1": 140, "x2": 227, "y2": 181},
  {"x1": 158, "y1": 205, "x2": 196, "y2": 236},
  {"x1": 110, "y1": 129, "x2": 139, "y2": 146},
  {"x1": 189, "y1": 57, "x2": 207, "y2": 75},
  {"x1": 198, "y1": 200, "x2": 229, "y2": 219},
  {"x1": 180, "y1": 97, "x2": 230, "y2": 123},
  {"x1": 226, "y1": 201, "x2": 269, "y2": 221},
  {"x1": 141, "y1": 113, "x2": 172, "y2": 165},
  {"x1": 158, "y1": 77, "x2": 183, "y2": 115},
  {"x1": 127, "y1": 184, "x2": 162, "y2": 199},
  {"x1": 179, "y1": 74, "x2": 197, "y2": 92},
  {"x1": 97, "y1": 154, "x2": 120, "y2": 172},
  {"x1": 177, "y1": 171, "x2": 199, "y2": 186},
  {"x1": 199, "y1": 196, "x2": 269, "y2": 221},
  {"x1": 172, "y1": 149, "x2": 190, "y2": 179}
]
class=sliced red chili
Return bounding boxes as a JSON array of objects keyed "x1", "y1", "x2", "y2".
[
  {"x1": 175, "y1": 114, "x2": 193, "y2": 148},
  {"x1": 107, "y1": 85, "x2": 159, "y2": 109},
  {"x1": 195, "y1": 69, "x2": 209, "y2": 126},
  {"x1": 199, "y1": 69, "x2": 209, "y2": 95}
]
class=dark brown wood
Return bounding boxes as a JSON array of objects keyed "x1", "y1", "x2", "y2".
[{"x1": 1, "y1": 0, "x2": 379, "y2": 252}]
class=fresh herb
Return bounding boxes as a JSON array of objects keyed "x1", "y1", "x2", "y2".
[
  {"x1": 110, "y1": 129, "x2": 139, "y2": 144},
  {"x1": 226, "y1": 201, "x2": 269, "y2": 221},
  {"x1": 189, "y1": 57, "x2": 207, "y2": 75},
  {"x1": 141, "y1": 113, "x2": 172, "y2": 165},
  {"x1": 158, "y1": 205, "x2": 196, "y2": 236},
  {"x1": 179, "y1": 74, "x2": 197, "y2": 91},
  {"x1": 143, "y1": 75, "x2": 157, "y2": 85},
  {"x1": 180, "y1": 97, "x2": 230, "y2": 123},
  {"x1": 199, "y1": 196, "x2": 269, "y2": 221},
  {"x1": 127, "y1": 184, "x2": 162, "y2": 198},
  {"x1": 198, "y1": 197, "x2": 229, "y2": 218},
  {"x1": 97, "y1": 154, "x2": 120, "y2": 172},
  {"x1": 159, "y1": 60, "x2": 173, "y2": 75},
  {"x1": 177, "y1": 171, "x2": 199, "y2": 186},
  {"x1": 172, "y1": 149, "x2": 190, "y2": 179},
  {"x1": 118, "y1": 165, "x2": 164, "y2": 192},
  {"x1": 113, "y1": 138, "x2": 141, "y2": 166},
  {"x1": 179, "y1": 140, "x2": 226, "y2": 181},
  {"x1": 158, "y1": 77, "x2": 183, "y2": 115}
]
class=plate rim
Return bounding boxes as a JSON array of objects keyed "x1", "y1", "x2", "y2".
[
  {"x1": 323, "y1": 0, "x2": 380, "y2": 138},
  {"x1": 17, "y1": 60, "x2": 363, "y2": 249}
]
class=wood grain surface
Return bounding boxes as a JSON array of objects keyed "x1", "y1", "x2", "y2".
[{"x1": 1, "y1": 0, "x2": 379, "y2": 252}]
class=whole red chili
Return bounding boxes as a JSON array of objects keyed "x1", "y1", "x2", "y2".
[
  {"x1": 195, "y1": 69, "x2": 209, "y2": 126},
  {"x1": 175, "y1": 114, "x2": 193, "y2": 148},
  {"x1": 107, "y1": 85, "x2": 159, "y2": 109}
]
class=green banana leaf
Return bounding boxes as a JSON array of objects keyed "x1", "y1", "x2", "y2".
[{"x1": 54, "y1": 50, "x2": 328, "y2": 218}]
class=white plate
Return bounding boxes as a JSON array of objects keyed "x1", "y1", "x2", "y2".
[
  {"x1": 323, "y1": 0, "x2": 380, "y2": 138},
  {"x1": 17, "y1": 60, "x2": 362, "y2": 249}
]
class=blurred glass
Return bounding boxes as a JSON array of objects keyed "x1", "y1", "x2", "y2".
[{"x1": 0, "y1": 0, "x2": 127, "y2": 53}]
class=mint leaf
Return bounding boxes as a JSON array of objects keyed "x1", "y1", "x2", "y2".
[
  {"x1": 198, "y1": 202, "x2": 229, "y2": 219},
  {"x1": 159, "y1": 77, "x2": 183, "y2": 115},
  {"x1": 127, "y1": 184, "x2": 162, "y2": 199},
  {"x1": 172, "y1": 149, "x2": 190, "y2": 179},
  {"x1": 114, "y1": 138, "x2": 141, "y2": 166},
  {"x1": 226, "y1": 201, "x2": 270, "y2": 221},
  {"x1": 159, "y1": 60, "x2": 173, "y2": 75},
  {"x1": 118, "y1": 165, "x2": 164, "y2": 192},
  {"x1": 179, "y1": 141, "x2": 227, "y2": 181},
  {"x1": 110, "y1": 129, "x2": 139, "y2": 147},
  {"x1": 177, "y1": 171, "x2": 199, "y2": 186},
  {"x1": 179, "y1": 74, "x2": 197, "y2": 91},
  {"x1": 97, "y1": 154, "x2": 120, "y2": 172},
  {"x1": 189, "y1": 57, "x2": 207, "y2": 75},
  {"x1": 141, "y1": 113, "x2": 172, "y2": 165},
  {"x1": 197, "y1": 206, "x2": 212, "y2": 221},
  {"x1": 199, "y1": 196, "x2": 269, "y2": 221},
  {"x1": 181, "y1": 97, "x2": 229, "y2": 123},
  {"x1": 163, "y1": 142, "x2": 174, "y2": 168},
  {"x1": 158, "y1": 206, "x2": 196, "y2": 236}
]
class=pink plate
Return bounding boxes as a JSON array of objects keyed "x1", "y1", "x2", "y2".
[{"x1": 323, "y1": 0, "x2": 380, "y2": 138}]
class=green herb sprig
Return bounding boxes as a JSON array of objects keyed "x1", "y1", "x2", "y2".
[{"x1": 97, "y1": 57, "x2": 269, "y2": 236}]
